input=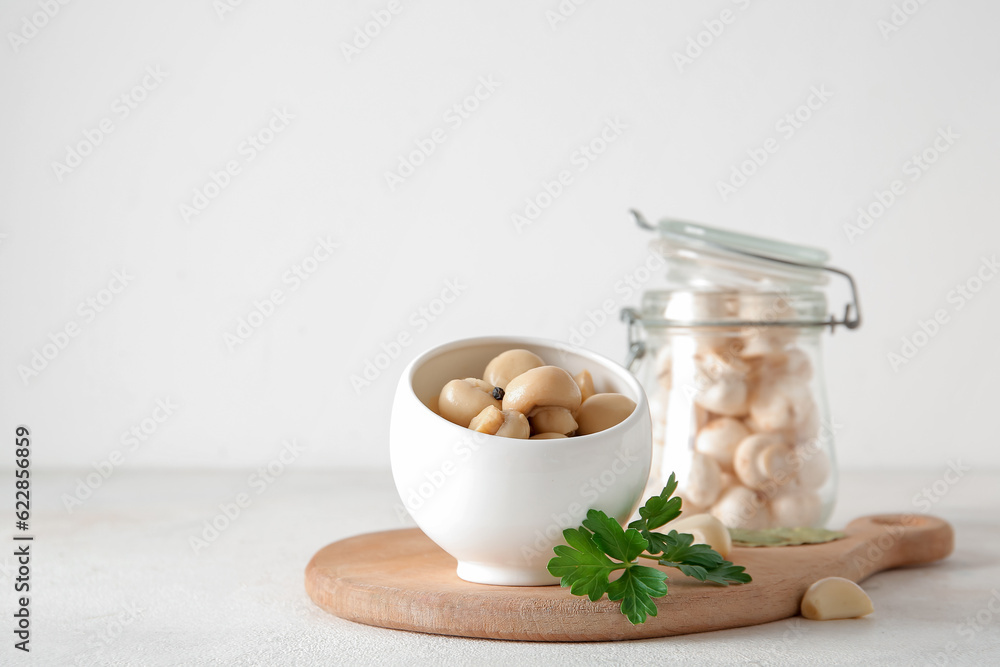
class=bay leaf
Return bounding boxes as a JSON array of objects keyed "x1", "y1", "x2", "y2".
[{"x1": 729, "y1": 526, "x2": 847, "y2": 547}]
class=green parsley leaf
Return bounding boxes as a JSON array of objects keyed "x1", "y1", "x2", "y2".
[
  {"x1": 627, "y1": 473, "x2": 681, "y2": 533},
  {"x1": 655, "y1": 530, "x2": 751, "y2": 585},
  {"x1": 702, "y1": 564, "x2": 753, "y2": 586},
  {"x1": 582, "y1": 509, "x2": 649, "y2": 563},
  {"x1": 547, "y1": 473, "x2": 752, "y2": 624},
  {"x1": 606, "y1": 565, "x2": 668, "y2": 625},
  {"x1": 547, "y1": 527, "x2": 618, "y2": 602},
  {"x1": 657, "y1": 530, "x2": 726, "y2": 569}
]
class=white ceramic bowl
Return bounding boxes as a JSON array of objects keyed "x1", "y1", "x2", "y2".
[{"x1": 390, "y1": 336, "x2": 652, "y2": 586}]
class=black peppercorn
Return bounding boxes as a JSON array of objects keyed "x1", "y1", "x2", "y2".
[{"x1": 492, "y1": 386, "x2": 504, "y2": 401}]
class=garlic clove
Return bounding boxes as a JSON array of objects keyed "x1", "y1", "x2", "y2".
[
  {"x1": 800, "y1": 577, "x2": 874, "y2": 620},
  {"x1": 669, "y1": 513, "x2": 733, "y2": 558}
]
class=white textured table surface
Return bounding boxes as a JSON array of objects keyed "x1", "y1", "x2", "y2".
[{"x1": 2, "y1": 468, "x2": 998, "y2": 666}]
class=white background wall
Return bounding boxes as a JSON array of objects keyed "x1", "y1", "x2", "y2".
[{"x1": 1, "y1": 0, "x2": 997, "y2": 472}]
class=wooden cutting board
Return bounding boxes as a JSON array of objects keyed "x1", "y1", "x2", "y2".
[{"x1": 305, "y1": 513, "x2": 953, "y2": 641}]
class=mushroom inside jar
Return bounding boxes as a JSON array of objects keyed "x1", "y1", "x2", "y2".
[{"x1": 649, "y1": 326, "x2": 830, "y2": 530}]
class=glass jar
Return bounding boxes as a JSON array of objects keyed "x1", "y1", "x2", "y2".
[{"x1": 622, "y1": 213, "x2": 861, "y2": 530}]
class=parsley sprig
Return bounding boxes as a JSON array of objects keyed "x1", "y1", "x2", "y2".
[{"x1": 546, "y1": 473, "x2": 752, "y2": 624}]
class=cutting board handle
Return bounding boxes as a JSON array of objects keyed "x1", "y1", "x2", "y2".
[{"x1": 846, "y1": 513, "x2": 954, "y2": 578}]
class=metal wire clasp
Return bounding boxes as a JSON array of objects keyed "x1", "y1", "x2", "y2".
[{"x1": 620, "y1": 307, "x2": 645, "y2": 371}]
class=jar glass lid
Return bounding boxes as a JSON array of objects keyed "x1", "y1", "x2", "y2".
[
  {"x1": 639, "y1": 213, "x2": 831, "y2": 291},
  {"x1": 627, "y1": 211, "x2": 862, "y2": 332}
]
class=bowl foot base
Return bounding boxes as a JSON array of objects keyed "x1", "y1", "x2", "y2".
[{"x1": 456, "y1": 560, "x2": 560, "y2": 586}]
